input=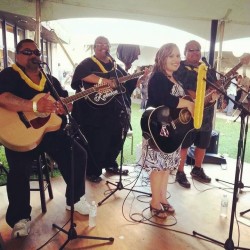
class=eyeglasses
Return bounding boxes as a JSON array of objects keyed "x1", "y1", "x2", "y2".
[
  {"x1": 17, "y1": 49, "x2": 41, "y2": 56},
  {"x1": 188, "y1": 49, "x2": 201, "y2": 52},
  {"x1": 95, "y1": 43, "x2": 110, "y2": 48}
]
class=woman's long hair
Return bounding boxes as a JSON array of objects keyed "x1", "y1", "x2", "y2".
[{"x1": 152, "y1": 43, "x2": 178, "y2": 76}]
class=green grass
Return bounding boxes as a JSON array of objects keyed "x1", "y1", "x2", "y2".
[
  {"x1": 1, "y1": 102, "x2": 250, "y2": 184},
  {"x1": 122, "y1": 102, "x2": 250, "y2": 164}
]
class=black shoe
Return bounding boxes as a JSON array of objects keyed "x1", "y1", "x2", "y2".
[
  {"x1": 190, "y1": 167, "x2": 211, "y2": 183},
  {"x1": 175, "y1": 171, "x2": 191, "y2": 188},
  {"x1": 105, "y1": 167, "x2": 129, "y2": 176},
  {"x1": 86, "y1": 175, "x2": 102, "y2": 183}
]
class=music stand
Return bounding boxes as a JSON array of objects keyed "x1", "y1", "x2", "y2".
[
  {"x1": 39, "y1": 64, "x2": 114, "y2": 249},
  {"x1": 98, "y1": 55, "x2": 151, "y2": 206},
  {"x1": 192, "y1": 77, "x2": 250, "y2": 250}
]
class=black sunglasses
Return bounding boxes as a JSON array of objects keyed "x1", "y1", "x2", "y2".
[
  {"x1": 188, "y1": 49, "x2": 201, "y2": 52},
  {"x1": 17, "y1": 49, "x2": 41, "y2": 56}
]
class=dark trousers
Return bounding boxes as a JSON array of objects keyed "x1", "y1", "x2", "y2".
[
  {"x1": 5, "y1": 129, "x2": 86, "y2": 228},
  {"x1": 82, "y1": 113, "x2": 125, "y2": 177}
]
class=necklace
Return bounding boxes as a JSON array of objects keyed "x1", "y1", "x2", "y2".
[{"x1": 12, "y1": 64, "x2": 46, "y2": 91}]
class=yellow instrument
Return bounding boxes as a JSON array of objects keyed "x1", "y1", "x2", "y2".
[{"x1": 194, "y1": 63, "x2": 207, "y2": 129}]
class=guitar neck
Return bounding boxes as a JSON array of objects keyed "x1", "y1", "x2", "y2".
[
  {"x1": 204, "y1": 61, "x2": 242, "y2": 106},
  {"x1": 118, "y1": 71, "x2": 144, "y2": 83},
  {"x1": 63, "y1": 86, "x2": 101, "y2": 104}
]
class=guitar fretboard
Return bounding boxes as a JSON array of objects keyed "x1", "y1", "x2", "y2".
[
  {"x1": 63, "y1": 85, "x2": 105, "y2": 104},
  {"x1": 118, "y1": 71, "x2": 144, "y2": 83},
  {"x1": 204, "y1": 61, "x2": 242, "y2": 106}
]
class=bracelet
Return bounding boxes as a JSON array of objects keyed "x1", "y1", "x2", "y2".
[
  {"x1": 32, "y1": 101, "x2": 38, "y2": 112},
  {"x1": 98, "y1": 77, "x2": 103, "y2": 85}
]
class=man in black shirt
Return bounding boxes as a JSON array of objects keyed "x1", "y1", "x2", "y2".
[
  {"x1": 174, "y1": 40, "x2": 217, "y2": 188},
  {"x1": 0, "y1": 39, "x2": 90, "y2": 238}
]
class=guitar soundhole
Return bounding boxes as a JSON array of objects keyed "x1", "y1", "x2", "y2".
[
  {"x1": 179, "y1": 109, "x2": 191, "y2": 124},
  {"x1": 30, "y1": 115, "x2": 51, "y2": 129}
]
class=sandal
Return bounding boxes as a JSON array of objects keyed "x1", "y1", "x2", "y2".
[
  {"x1": 105, "y1": 167, "x2": 129, "y2": 176},
  {"x1": 160, "y1": 203, "x2": 175, "y2": 214},
  {"x1": 150, "y1": 204, "x2": 167, "y2": 219}
]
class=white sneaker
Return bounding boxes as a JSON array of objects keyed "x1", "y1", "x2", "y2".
[
  {"x1": 66, "y1": 196, "x2": 90, "y2": 215},
  {"x1": 11, "y1": 219, "x2": 31, "y2": 239}
]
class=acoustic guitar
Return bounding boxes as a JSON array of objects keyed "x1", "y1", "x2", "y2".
[
  {"x1": 141, "y1": 96, "x2": 194, "y2": 154},
  {"x1": 0, "y1": 84, "x2": 107, "y2": 152}
]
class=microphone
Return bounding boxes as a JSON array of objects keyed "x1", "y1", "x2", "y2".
[
  {"x1": 31, "y1": 59, "x2": 46, "y2": 65},
  {"x1": 201, "y1": 57, "x2": 211, "y2": 68}
]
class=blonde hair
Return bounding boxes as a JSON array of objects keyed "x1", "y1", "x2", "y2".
[{"x1": 153, "y1": 43, "x2": 178, "y2": 75}]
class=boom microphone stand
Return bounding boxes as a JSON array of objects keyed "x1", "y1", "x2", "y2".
[
  {"x1": 38, "y1": 62, "x2": 114, "y2": 249},
  {"x1": 193, "y1": 77, "x2": 250, "y2": 250},
  {"x1": 98, "y1": 54, "x2": 151, "y2": 206}
]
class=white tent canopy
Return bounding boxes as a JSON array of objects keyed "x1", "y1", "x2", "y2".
[{"x1": 0, "y1": 0, "x2": 249, "y2": 41}]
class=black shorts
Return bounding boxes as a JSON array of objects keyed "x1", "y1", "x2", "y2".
[{"x1": 182, "y1": 129, "x2": 212, "y2": 149}]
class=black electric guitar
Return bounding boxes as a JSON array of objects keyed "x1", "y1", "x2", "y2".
[
  {"x1": 141, "y1": 96, "x2": 194, "y2": 154},
  {"x1": 83, "y1": 71, "x2": 144, "y2": 106}
]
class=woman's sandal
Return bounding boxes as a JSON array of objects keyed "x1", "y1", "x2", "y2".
[
  {"x1": 150, "y1": 205, "x2": 168, "y2": 219},
  {"x1": 160, "y1": 203, "x2": 175, "y2": 214}
]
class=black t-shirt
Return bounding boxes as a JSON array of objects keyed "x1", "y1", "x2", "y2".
[
  {"x1": 71, "y1": 56, "x2": 137, "y2": 106},
  {"x1": 0, "y1": 67, "x2": 68, "y2": 99},
  {"x1": 174, "y1": 60, "x2": 217, "y2": 131},
  {"x1": 71, "y1": 56, "x2": 137, "y2": 125},
  {"x1": 0, "y1": 66, "x2": 68, "y2": 127}
]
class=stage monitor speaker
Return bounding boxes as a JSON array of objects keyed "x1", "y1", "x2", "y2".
[
  {"x1": 206, "y1": 130, "x2": 219, "y2": 154},
  {"x1": 186, "y1": 129, "x2": 227, "y2": 165}
]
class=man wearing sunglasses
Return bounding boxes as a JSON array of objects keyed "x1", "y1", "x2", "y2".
[
  {"x1": 0, "y1": 39, "x2": 90, "y2": 238},
  {"x1": 174, "y1": 40, "x2": 217, "y2": 188}
]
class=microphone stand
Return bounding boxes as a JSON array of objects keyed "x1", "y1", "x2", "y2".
[
  {"x1": 193, "y1": 77, "x2": 250, "y2": 250},
  {"x1": 233, "y1": 88, "x2": 250, "y2": 119},
  {"x1": 98, "y1": 54, "x2": 151, "y2": 206},
  {"x1": 38, "y1": 63, "x2": 114, "y2": 249},
  {"x1": 211, "y1": 78, "x2": 250, "y2": 192}
]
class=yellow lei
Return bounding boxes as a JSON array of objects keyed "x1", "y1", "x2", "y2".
[
  {"x1": 185, "y1": 65, "x2": 199, "y2": 73},
  {"x1": 91, "y1": 56, "x2": 114, "y2": 73},
  {"x1": 12, "y1": 64, "x2": 46, "y2": 91}
]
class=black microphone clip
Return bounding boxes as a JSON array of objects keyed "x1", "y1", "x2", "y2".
[{"x1": 201, "y1": 57, "x2": 211, "y2": 69}]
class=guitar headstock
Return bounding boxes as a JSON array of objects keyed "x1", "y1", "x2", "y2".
[{"x1": 240, "y1": 54, "x2": 250, "y2": 65}]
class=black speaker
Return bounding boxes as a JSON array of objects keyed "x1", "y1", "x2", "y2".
[
  {"x1": 186, "y1": 129, "x2": 227, "y2": 165},
  {"x1": 206, "y1": 130, "x2": 219, "y2": 154}
]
